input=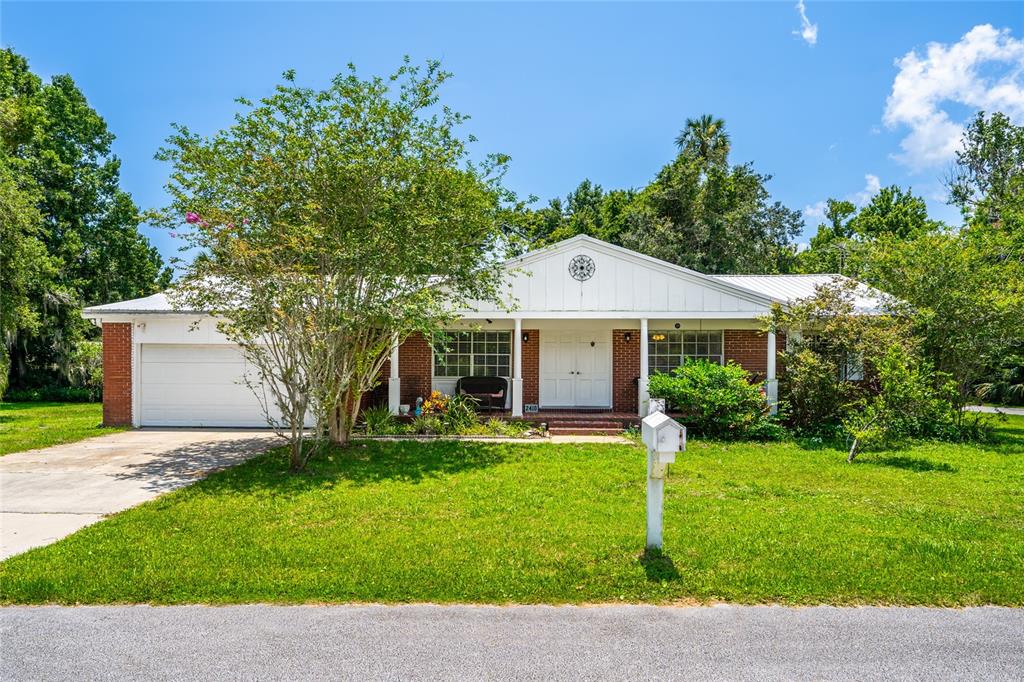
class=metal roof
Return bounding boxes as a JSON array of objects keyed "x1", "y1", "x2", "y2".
[{"x1": 711, "y1": 274, "x2": 887, "y2": 313}]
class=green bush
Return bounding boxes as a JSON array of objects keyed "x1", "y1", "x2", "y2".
[
  {"x1": 4, "y1": 386, "x2": 99, "y2": 403},
  {"x1": 412, "y1": 414, "x2": 440, "y2": 435},
  {"x1": 843, "y1": 344, "x2": 972, "y2": 460},
  {"x1": 360, "y1": 405, "x2": 400, "y2": 435},
  {"x1": 780, "y1": 349, "x2": 863, "y2": 434},
  {"x1": 438, "y1": 394, "x2": 479, "y2": 433},
  {"x1": 647, "y1": 360, "x2": 783, "y2": 439}
]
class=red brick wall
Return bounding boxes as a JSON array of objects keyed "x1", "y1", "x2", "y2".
[
  {"x1": 522, "y1": 329, "x2": 539, "y2": 406},
  {"x1": 398, "y1": 332, "x2": 432, "y2": 405},
  {"x1": 102, "y1": 322, "x2": 133, "y2": 427},
  {"x1": 724, "y1": 329, "x2": 785, "y2": 381},
  {"x1": 612, "y1": 329, "x2": 640, "y2": 413}
]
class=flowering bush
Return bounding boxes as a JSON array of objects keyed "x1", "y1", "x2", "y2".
[{"x1": 421, "y1": 390, "x2": 449, "y2": 415}]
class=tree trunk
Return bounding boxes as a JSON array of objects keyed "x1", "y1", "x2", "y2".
[
  {"x1": 328, "y1": 404, "x2": 342, "y2": 443},
  {"x1": 847, "y1": 438, "x2": 860, "y2": 463}
]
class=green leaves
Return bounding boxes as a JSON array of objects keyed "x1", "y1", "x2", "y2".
[
  {"x1": 153, "y1": 60, "x2": 516, "y2": 458},
  {"x1": 647, "y1": 360, "x2": 780, "y2": 439}
]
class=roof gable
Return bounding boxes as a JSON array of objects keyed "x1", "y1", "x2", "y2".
[{"x1": 467, "y1": 235, "x2": 779, "y2": 316}]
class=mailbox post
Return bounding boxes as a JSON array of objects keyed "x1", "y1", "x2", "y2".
[{"x1": 641, "y1": 411, "x2": 686, "y2": 550}]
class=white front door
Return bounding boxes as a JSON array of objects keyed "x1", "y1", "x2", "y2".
[{"x1": 539, "y1": 331, "x2": 612, "y2": 407}]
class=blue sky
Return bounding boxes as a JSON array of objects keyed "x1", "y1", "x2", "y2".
[{"x1": 4, "y1": 2, "x2": 1023, "y2": 264}]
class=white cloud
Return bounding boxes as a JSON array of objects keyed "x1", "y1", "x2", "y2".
[
  {"x1": 803, "y1": 174, "x2": 881, "y2": 225},
  {"x1": 884, "y1": 24, "x2": 1024, "y2": 170},
  {"x1": 793, "y1": 0, "x2": 818, "y2": 46},
  {"x1": 853, "y1": 174, "x2": 881, "y2": 207},
  {"x1": 802, "y1": 200, "x2": 827, "y2": 221}
]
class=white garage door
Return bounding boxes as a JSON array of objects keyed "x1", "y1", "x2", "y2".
[{"x1": 139, "y1": 344, "x2": 272, "y2": 427}]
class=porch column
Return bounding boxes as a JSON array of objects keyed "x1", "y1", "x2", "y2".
[
  {"x1": 512, "y1": 318, "x2": 524, "y2": 417},
  {"x1": 638, "y1": 318, "x2": 649, "y2": 416},
  {"x1": 766, "y1": 330, "x2": 778, "y2": 415},
  {"x1": 388, "y1": 335, "x2": 401, "y2": 415}
]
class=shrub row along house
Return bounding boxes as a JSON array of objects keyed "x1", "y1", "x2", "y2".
[{"x1": 83, "y1": 235, "x2": 882, "y2": 427}]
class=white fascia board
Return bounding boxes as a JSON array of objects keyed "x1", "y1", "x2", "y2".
[{"x1": 455, "y1": 310, "x2": 765, "y2": 320}]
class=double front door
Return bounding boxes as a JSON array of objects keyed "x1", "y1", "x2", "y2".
[{"x1": 539, "y1": 331, "x2": 612, "y2": 408}]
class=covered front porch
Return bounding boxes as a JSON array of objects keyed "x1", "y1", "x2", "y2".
[{"x1": 383, "y1": 317, "x2": 780, "y2": 419}]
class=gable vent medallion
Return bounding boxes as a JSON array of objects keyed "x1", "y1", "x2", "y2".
[{"x1": 568, "y1": 254, "x2": 595, "y2": 282}]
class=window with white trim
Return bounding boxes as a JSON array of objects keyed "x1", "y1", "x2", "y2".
[
  {"x1": 433, "y1": 331, "x2": 511, "y2": 378},
  {"x1": 648, "y1": 330, "x2": 724, "y2": 375}
]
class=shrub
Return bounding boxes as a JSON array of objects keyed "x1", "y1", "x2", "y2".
[
  {"x1": 412, "y1": 414, "x2": 440, "y2": 435},
  {"x1": 360, "y1": 405, "x2": 399, "y2": 435},
  {"x1": 439, "y1": 394, "x2": 479, "y2": 433},
  {"x1": 647, "y1": 360, "x2": 782, "y2": 439},
  {"x1": 779, "y1": 349, "x2": 863, "y2": 434},
  {"x1": 843, "y1": 343, "x2": 966, "y2": 461},
  {"x1": 3, "y1": 386, "x2": 99, "y2": 403}
]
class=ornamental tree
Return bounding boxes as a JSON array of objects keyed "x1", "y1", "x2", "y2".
[{"x1": 152, "y1": 60, "x2": 516, "y2": 469}]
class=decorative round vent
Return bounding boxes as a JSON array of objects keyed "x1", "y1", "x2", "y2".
[{"x1": 568, "y1": 254, "x2": 595, "y2": 282}]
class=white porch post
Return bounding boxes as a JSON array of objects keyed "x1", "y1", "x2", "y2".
[
  {"x1": 512, "y1": 318, "x2": 524, "y2": 417},
  {"x1": 766, "y1": 330, "x2": 778, "y2": 415},
  {"x1": 638, "y1": 318, "x2": 649, "y2": 416},
  {"x1": 388, "y1": 335, "x2": 401, "y2": 416}
]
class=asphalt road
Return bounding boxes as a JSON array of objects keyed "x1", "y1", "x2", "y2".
[{"x1": 2, "y1": 604, "x2": 1022, "y2": 681}]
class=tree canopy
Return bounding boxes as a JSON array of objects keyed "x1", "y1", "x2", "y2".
[
  {"x1": 154, "y1": 60, "x2": 517, "y2": 466},
  {"x1": 0, "y1": 48, "x2": 171, "y2": 392},
  {"x1": 515, "y1": 115, "x2": 803, "y2": 274}
]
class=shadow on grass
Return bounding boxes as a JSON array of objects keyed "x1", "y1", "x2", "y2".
[
  {"x1": 184, "y1": 438, "x2": 524, "y2": 497},
  {"x1": 639, "y1": 548, "x2": 680, "y2": 582},
  {"x1": 857, "y1": 455, "x2": 958, "y2": 473}
]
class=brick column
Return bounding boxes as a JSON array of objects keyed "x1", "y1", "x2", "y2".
[
  {"x1": 522, "y1": 329, "x2": 539, "y2": 407},
  {"x1": 612, "y1": 329, "x2": 640, "y2": 414},
  {"x1": 101, "y1": 322, "x2": 133, "y2": 427},
  {"x1": 398, "y1": 332, "x2": 433, "y2": 405}
]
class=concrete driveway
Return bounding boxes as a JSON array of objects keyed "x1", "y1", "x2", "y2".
[{"x1": 0, "y1": 429, "x2": 276, "y2": 560}]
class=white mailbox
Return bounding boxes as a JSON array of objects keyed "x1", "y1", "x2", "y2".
[
  {"x1": 640, "y1": 411, "x2": 686, "y2": 550},
  {"x1": 642, "y1": 411, "x2": 686, "y2": 466}
]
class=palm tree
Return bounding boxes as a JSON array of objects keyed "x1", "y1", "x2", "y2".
[{"x1": 675, "y1": 114, "x2": 731, "y2": 166}]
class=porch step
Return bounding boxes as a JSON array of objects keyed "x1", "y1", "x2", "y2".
[
  {"x1": 547, "y1": 419, "x2": 623, "y2": 429},
  {"x1": 548, "y1": 426, "x2": 624, "y2": 436}
]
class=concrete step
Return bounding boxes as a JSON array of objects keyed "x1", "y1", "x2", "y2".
[{"x1": 548, "y1": 427, "x2": 624, "y2": 436}]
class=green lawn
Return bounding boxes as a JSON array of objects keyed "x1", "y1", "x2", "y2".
[
  {"x1": 0, "y1": 402, "x2": 125, "y2": 456},
  {"x1": 1, "y1": 416, "x2": 1022, "y2": 606}
]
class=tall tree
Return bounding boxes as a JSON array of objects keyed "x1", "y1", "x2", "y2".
[
  {"x1": 949, "y1": 111, "x2": 1024, "y2": 231},
  {"x1": 797, "y1": 186, "x2": 941, "y2": 276},
  {"x1": 622, "y1": 117, "x2": 802, "y2": 274},
  {"x1": 0, "y1": 48, "x2": 171, "y2": 390},
  {"x1": 154, "y1": 61, "x2": 515, "y2": 467},
  {"x1": 675, "y1": 114, "x2": 731, "y2": 168}
]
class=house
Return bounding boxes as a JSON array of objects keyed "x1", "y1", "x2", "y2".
[{"x1": 83, "y1": 235, "x2": 881, "y2": 428}]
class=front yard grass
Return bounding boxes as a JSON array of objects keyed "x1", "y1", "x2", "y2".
[
  {"x1": 0, "y1": 402, "x2": 124, "y2": 456},
  {"x1": 1, "y1": 416, "x2": 1022, "y2": 606}
]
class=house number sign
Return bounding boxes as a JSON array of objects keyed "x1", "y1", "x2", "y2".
[{"x1": 568, "y1": 254, "x2": 595, "y2": 281}]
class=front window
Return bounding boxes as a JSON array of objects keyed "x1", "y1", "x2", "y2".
[
  {"x1": 433, "y1": 331, "x2": 511, "y2": 378},
  {"x1": 648, "y1": 330, "x2": 723, "y2": 375}
]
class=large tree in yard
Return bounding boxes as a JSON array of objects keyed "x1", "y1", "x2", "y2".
[
  {"x1": 154, "y1": 61, "x2": 515, "y2": 469},
  {"x1": 0, "y1": 48, "x2": 171, "y2": 392}
]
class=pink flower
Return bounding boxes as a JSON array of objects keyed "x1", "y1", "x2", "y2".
[
  {"x1": 185, "y1": 212, "x2": 200, "y2": 224},
  {"x1": 242, "y1": 217, "x2": 250, "y2": 225},
  {"x1": 227, "y1": 223, "x2": 234, "y2": 229},
  {"x1": 199, "y1": 220, "x2": 209, "y2": 228}
]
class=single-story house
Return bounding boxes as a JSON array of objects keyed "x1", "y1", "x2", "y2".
[{"x1": 83, "y1": 235, "x2": 881, "y2": 428}]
